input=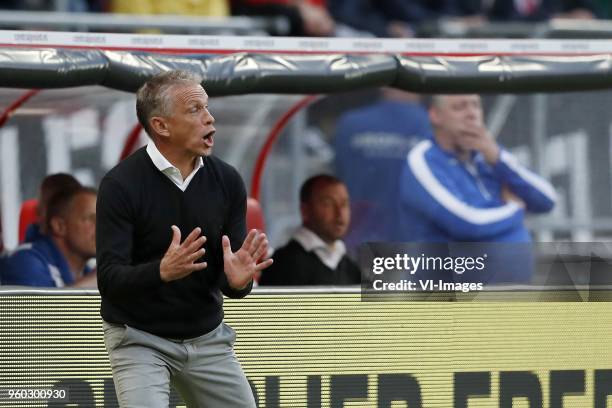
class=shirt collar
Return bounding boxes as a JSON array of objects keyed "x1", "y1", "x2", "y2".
[
  {"x1": 292, "y1": 226, "x2": 347, "y2": 270},
  {"x1": 146, "y1": 141, "x2": 204, "y2": 172},
  {"x1": 146, "y1": 141, "x2": 204, "y2": 191}
]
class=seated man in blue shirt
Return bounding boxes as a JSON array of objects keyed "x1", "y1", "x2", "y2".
[
  {"x1": 3, "y1": 186, "x2": 97, "y2": 287},
  {"x1": 23, "y1": 173, "x2": 82, "y2": 244},
  {"x1": 397, "y1": 94, "x2": 557, "y2": 283}
]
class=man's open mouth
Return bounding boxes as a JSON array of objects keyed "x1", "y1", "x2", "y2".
[{"x1": 203, "y1": 130, "x2": 215, "y2": 146}]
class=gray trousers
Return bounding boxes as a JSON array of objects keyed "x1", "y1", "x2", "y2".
[{"x1": 103, "y1": 321, "x2": 256, "y2": 408}]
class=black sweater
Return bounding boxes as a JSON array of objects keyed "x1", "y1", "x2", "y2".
[
  {"x1": 258, "y1": 239, "x2": 362, "y2": 286},
  {"x1": 96, "y1": 147, "x2": 251, "y2": 338}
]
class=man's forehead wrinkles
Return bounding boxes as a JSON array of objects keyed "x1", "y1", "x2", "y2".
[{"x1": 174, "y1": 85, "x2": 208, "y2": 104}]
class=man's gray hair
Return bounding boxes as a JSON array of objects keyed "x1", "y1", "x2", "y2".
[{"x1": 136, "y1": 70, "x2": 204, "y2": 136}]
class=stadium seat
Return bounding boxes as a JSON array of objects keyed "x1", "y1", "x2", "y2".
[
  {"x1": 246, "y1": 197, "x2": 265, "y2": 232},
  {"x1": 18, "y1": 199, "x2": 38, "y2": 243}
]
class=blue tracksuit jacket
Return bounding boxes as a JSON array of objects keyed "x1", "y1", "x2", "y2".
[
  {"x1": 398, "y1": 139, "x2": 556, "y2": 242},
  {"x1": 397, "y1": 139, "x2": 556, "y2": 282}
]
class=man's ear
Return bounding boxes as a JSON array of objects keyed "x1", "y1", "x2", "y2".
[
  {"x1": 49, "y1": 216, "x2": 66, "y2": 237},
  {"x1": 429, "y1": 107, "x2": 439, "y2": 128},
  {"x1": 149, "y1": 116, "x2": 170, "y2": 139},
  {"x1": 300, "y1": 202, "x2": 310, "y2": 224}
]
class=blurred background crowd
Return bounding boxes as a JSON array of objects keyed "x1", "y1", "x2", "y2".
[{"x1": 0, "y1": 0, "x2": 609, "y2": 37}]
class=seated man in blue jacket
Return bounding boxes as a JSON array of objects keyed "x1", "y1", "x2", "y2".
[
  {"x1": 24, "y1": 173, "x2": 81, "y2": 244},
  {"x1": 3, "y1": 186, "x2": 97, "y2": 287},
  {"x1": 397, "y1": 94, "x2": 556, "y2": 283}
]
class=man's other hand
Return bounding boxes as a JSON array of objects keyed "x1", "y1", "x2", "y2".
[
  {"x1": 223, "y1": 229, "x2": 273, "y2": 290},
  {"x1": 457, "y1": 123, "x2": 500, "y2": 165},
  {"x1": 160, "y1": 226, "x2": 207, "y2": 282}
]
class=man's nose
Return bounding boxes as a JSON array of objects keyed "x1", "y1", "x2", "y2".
[
  {"x1": 466, "y1": 105, "x2": 480, "y2": 120},
  {"x1": 334, "y1": 204, "x2": 347, "y2": 218},
  {"x1": 203, "y1": 109, "x2": 215, "y2": 125}
]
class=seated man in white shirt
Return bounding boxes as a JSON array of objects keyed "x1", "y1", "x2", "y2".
[{"x1": 259, "y1": 174, "x2": 361, "y2": 286}]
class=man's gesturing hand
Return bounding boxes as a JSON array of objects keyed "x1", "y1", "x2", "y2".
[
  {"x1": 223, "y1": 229, "x2": 273, "y2": 290},
  {"x1": 160, "y1": 225, "x2": 207, "y2": 282},
  {"x1": 457, "y1": 123, "x2": 500, "y2": 165}
]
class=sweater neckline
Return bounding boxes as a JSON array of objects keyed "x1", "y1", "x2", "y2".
[{"x1": 139, "y1": 147, "x2": 206, "y2": 194}]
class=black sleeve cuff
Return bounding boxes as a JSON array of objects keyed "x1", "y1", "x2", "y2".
[{"x1": 222, "y1": 278, "x2": 253, "y2": 299}]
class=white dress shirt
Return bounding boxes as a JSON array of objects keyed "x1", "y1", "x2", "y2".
[
  {"x1": 292, "y1": 226, "x2": 347, "y2": 270},
  {"x1": 146, "y1": 141, "x2": 204, "y2": 191}
]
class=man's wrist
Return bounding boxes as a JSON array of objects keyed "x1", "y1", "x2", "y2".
[
  {"x1": 159, "y1": 261, "x2": 169, "y2": 282},
  {"x1": 228, "y1": 278, "x2": 252, "y2": 291}
]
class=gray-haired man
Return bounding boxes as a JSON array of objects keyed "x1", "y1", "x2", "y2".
[{"x1": 96, "y1": 70, "x2": 272, "y2": 407}]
